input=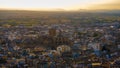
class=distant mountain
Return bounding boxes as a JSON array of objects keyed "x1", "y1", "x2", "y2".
[
  {"x1": 0, "y1": 9, "x2": 120, "y2": 14},
  {"x1": 74, "y1": 9, "x2": 120, "y2": 14}
]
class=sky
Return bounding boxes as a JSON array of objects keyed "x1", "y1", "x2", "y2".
[{"x1": 0, "y1": 0, "x2": 120, "y2": 11}]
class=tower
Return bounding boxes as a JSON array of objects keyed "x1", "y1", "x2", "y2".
[{"x1": 49, "y1": 28, "x2": 56, "y2": 37}]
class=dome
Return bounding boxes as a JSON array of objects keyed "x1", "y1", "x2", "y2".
[{"x1": 57, "y1": 45, "x2": 71, "y2": 53}]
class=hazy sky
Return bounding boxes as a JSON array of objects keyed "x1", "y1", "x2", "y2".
[{"x1": 0, "y1": 0, "x2": 120, "y2": 11}]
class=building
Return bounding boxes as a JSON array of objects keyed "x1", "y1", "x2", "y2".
[{"x1": 49, "y1": 28, "x2": 56, "y2": 37}]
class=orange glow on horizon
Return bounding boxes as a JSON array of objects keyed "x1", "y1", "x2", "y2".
[{"x1": 0, "y1": 0, "x2": 120, "y2": 11}]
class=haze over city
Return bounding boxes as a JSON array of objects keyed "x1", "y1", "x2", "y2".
[
  {"x1": 0, "y1": 0, "x2": 120, "y2": 11},
  {"x1": 0, "y1": 0, "x2": 120, "y2": 68}
]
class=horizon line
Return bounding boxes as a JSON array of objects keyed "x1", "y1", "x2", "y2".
[{"x1": 0, "y1": 8, "x2": 120, "y2": 12}]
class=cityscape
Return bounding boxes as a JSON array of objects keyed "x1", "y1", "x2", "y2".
[
  {"x1": 0, "y1": 0, "x2": 120, "y2": 68},
  {"x1": 0, "y1": 11, "x2": 120, "y2": 68}
]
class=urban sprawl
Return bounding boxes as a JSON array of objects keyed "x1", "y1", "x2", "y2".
[{"x1": 0, "y1": 11, "x2": 120, "y2": 68}]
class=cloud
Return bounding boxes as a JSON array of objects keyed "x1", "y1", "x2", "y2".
[{"x1": 88, "y1": 0, "x2": 120, "y2": 10}]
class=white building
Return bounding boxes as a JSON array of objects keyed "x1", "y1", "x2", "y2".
[
  {"x1": 57, "y1": 45, "x2": 71, "y2": 53},
  {"x1": 88, "y1": 42, "x2": 101, "y2": 51}
]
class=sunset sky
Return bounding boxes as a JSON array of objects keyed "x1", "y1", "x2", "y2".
[{"x1": 0, "y1": 0, "x2": 120, "y2": 11}]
